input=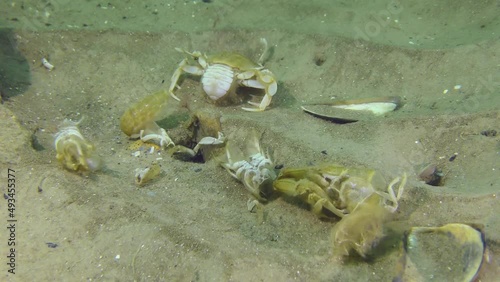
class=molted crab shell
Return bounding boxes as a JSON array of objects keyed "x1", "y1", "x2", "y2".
[{"x1": 220, "y1": 132, "x2": 276, "y2": 201}]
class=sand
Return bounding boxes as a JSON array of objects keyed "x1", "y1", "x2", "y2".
[{"x1": 0, "y1": 0, "x2": 499, "y2": 281}]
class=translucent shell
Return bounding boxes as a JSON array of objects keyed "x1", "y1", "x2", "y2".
[
  {"x1": 54, "y1": 119, "x2": 102, "y2": 172},
  {"x1": 400, "y1": 223, "x2": 487, "y2": 282},
  {"x1": 135, "y1": 161, "x2": 161, "y2": 186},
  {"x1": 221, "y1": 133, "x2": 276, "y2": 201},
  {"x1": 120, "y1": 90, "x2": 170, "y2": 137},
  {"x1": 273, "y1": 165, "x2": 379, "y2": 218},
  {"x1": 273, "y1": 164, "x2": 406, "y2": 258},
  {"x1": 331, "y1": 194, "x2": 391, "y2": 258},
  {"x1": 209, "y1": 52, "x2": 261, "y2": 70}
]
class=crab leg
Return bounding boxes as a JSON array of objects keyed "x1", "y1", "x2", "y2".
[
  {"x1": 243, "y1": 88, "x2": 276, "y2": 111},
  {"x1": 242, "y1": 83, "x2": 277, "y2": 111},
  {"x1": 139, "y1": 128, "x2": 175, "y2": 148},
  {"x1": 191, "y1": 132, "x2": 225, "y2": 154},
  {"x1": 274, "y1": 178, "x2": 346, "y2": 218},
  {"x1": 375, "y1": 173, "x2": 406, "y2": 213},
  {"x1": 169, "y1": 59, "x2": 188, "y2": 101},
  {"x1": 169, "y1": 58, "x2": 205, "y2": 101}
]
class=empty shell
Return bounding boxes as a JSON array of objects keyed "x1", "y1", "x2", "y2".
[
  {"x1": 302, "y1": 96, "x2": 402, "y2": 124},
  {"x1": 397, "y1": 223, "x2": 487, "y2": 282},
  {"x1": 135, "y1": 161, "x2": 161, "y2": 186}
]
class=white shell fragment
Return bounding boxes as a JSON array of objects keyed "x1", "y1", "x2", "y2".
[
  {"x1": 302, "y1": 96, "x2": 402, "y2": 124},
  {"x1": 332, "y1": 101, "x2": 397, "y2": 115},
  {"x1": 42, "y1": 57, "x2": 54, "y2": 71},
  {"x1": 327, "y1": 96, "x2": 401, "y2": 115},
  {"x1": 247, "y1": 199, "x2": 259, "y2": 213},
  {"x1": 169, "y1": 132, "x2": 225, "y2": 161},
  {"x1": 135, "y1": 161, "x2": 161, "y2": 186}
]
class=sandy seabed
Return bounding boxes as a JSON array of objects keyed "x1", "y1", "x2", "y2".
[{"x1": 1, "y1": 0, "x2": 499, "y2": 281}]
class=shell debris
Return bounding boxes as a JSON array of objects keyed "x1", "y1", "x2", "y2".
[
  {"x1": 135, "y1": 161, "x2": 162, "y2": 186},
  {"x1": 42, "y1": 57, "x2": 54, "y2": 71}
]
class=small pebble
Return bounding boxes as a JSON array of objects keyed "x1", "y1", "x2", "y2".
[
  {"x1": 46, "y1": 242, "x2": 58, "y2": 248},
  {"x1": 481, "y1": 129, "x2": 497, "y2": 137},
  {"x1": 247, "y1": 199, "x2": 258, "y2": 213},
  {"x1": 449, "y1": 153, "x2": 458, "y2": 162}
]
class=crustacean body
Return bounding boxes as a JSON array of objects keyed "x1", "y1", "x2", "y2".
[
  {"x1": 169, "y1": 38, "x2": 277, "y2": 112},
  {"x1": 54, "y1": 118, "x2": 102, "y2": 173},
  {"x1": 220, "y1": 133, "x2": 277, "y2": 201},
  {"x1": 120, "y1": 90, "x2": 225, "y2": 154},
  {"x1": 120, "y1": 90, "x2": 175, "y2": 149},
  {"x1": 273, "y1": 165, "x2": 406, "y2": 257}
]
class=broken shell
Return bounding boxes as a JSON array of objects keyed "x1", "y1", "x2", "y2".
[
  {"x1": 190, "y1": 110, "x2": 225, "y2": 162},
  {"x1": 301, "y1": 106, "x2": 359, "y2": 124},
  {"x1": 325, "y1": 96, "x2": 402, "y2": 115},
  {"x1": 399, "y1": 223, "x2": 486, "y2": 282},
  {"x1": 168, "y1": 133, "x2": 225, "y2": 162},
  {"x1": 417, "y1": 163, "x2": 444, "y2": 186},
  {"x1": 302, "y1": 96, "x2": 402, "y2": 124},
  {"x1": 135, "y1": 161, "x2": 161, "y2": 186},
  {"x1": 247, "y1": 199, "x2": 259, "y2": 213},
  {"x1": 168, "y1": 145, "x2": 197, "y2": 161},
  {"x1": 331, "y1": 194, "x2": 392, "y2": 258}
]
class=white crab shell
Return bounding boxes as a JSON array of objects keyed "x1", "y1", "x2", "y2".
[{"x1": 201, "y1": 64, "x2": 234, "y2": 100}]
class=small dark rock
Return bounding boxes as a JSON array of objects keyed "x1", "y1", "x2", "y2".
[
  {"x1": 449, "y1": 154, "x2": 457, "y2": 162},
  {"x1": 481, "y1": 129, "x2": 497, "y2": 137},
  {"x1": 46, "y1": 242, "x2": 58, "y2": 248}
]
